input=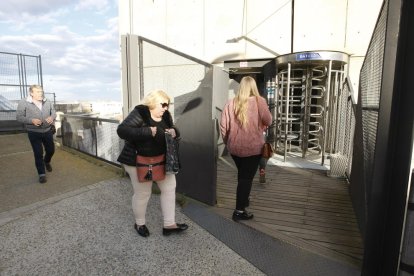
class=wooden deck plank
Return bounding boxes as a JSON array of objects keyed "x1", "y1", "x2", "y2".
[{"x1": 214, "y1": 156, "x2": 364, "y2": 268}]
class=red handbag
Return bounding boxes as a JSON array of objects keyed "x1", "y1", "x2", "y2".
[{"x1": 136, "y1": 154, "x2": 166, "y2": 182}]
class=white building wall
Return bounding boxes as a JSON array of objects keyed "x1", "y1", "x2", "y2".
[
  {"x1": 119, "y1": 0, "x2": 383, "y2": 96},
  {"x1": 294, "y1": 0, "x2": 347, "y2": 51}
]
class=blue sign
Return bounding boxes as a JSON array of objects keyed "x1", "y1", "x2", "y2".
[{"x1": 296, "y1": 52, "x2": 322, "y2": 61}]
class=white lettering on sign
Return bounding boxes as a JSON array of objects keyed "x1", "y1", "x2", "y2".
[{"x1": 240, "y1": 61, "x2": 248, "y2": 67}]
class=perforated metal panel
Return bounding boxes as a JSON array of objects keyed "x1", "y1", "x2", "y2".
[{"x1": 359, "y1": 1, "x2": 387, "y2": 195}]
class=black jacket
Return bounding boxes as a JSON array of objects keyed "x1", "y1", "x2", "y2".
[{"x1": 117, "y1": 105, "x2": 179, "y2": 166}]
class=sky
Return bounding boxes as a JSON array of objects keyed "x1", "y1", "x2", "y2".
[{"x1": 0, "y1": 0, "x2": 120, "y2": 102}]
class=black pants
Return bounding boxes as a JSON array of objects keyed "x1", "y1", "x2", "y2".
[
  {"x1": 28, "y1": 131, "x2": 55, "y2": 176},
  {"x1": 231, "y1": 154, "x2": 262, "y2": 211}
]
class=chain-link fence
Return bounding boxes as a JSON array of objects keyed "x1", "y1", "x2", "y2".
[{"x1": 0, "y1": 52, "x2": 43, "y2": 132}]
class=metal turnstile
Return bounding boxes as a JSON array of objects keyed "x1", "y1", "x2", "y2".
[{"x1": 274, "y1": 51, "x2": 349, "y2": 164}]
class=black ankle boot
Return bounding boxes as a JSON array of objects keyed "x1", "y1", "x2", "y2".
[{"x1": 232, "y1": 210, "x2": 254, "y2": 221}]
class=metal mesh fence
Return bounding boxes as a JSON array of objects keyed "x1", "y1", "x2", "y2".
[
  {"x1": 0, "y1": 52, "x2": 42, "y2": 131},
  {"x1": 61, "y1": 115, "x2": 123, "y2": 165},
  {"x1": 359, "y1": 0, "x2": 387, "y2": 194},
  {"x1": 0, "y1": 53, "x2": 21, "y2": 87}
]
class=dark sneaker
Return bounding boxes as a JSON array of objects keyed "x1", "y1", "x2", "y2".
[
  {"x1": 45, "y1": 163, "x2": 52, "y2": 172},
  {"x1": 232, "y1": 210, "x2": 253, "y2": 221},
  {"x1": 39, "y1": 176, "x2": 47, "y2": 183}
]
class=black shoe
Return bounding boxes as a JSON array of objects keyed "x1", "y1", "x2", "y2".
[
  {"x1": 45, "y1": 163, "x2": 52, "y2": 172},
  {"x1": 39, "y1": 176, "x2": 47, "y2": 183},
  {"x1": 232, "y1": 210, "x2": 253, "y2": 221},
  {"x1": 162, "y1": 223, "x2": 188, "y2": 236},
  {"x1": 134, "y1": 224, "x2": 150, "y2": 237}
]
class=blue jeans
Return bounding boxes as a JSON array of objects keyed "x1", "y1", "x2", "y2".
[{"x1": 27, "y1": 131, "x2": 55, "y2": 176}]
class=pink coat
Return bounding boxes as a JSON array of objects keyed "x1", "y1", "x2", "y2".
[{"x1": 220, "y1": 96, "x2": 272, "y2": 157}]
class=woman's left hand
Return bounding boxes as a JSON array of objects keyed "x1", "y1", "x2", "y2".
[{"x1": 165, "y1": 128, "x2": 176, "y2": 138}]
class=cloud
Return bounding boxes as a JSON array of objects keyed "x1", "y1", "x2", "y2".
[
  {"x1": 75, "y1": 0, "x2": 111, "y2": 13},
  {"x1": 0, "y1": 0, "x2": 121, "y2": 101},
  {"x1": 0, "y1": 0, "x2": 73, "y2": 15},
  {"x1": 0, "y1": 0, "x2": 72, "y2": 30}
]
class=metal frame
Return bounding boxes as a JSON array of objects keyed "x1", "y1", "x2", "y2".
[
  {"x1": 275, "y1": 51, "x2": 348, "y2": 164},
  {"x1": 348, "y1": 0, "x2": 414, "y2": 274}
]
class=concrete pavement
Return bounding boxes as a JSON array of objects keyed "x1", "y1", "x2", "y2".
[
  {"x1": 0, "y1": 133, "x2": 360, "y2": 275},
  {"x1": 0, "y1": 178, "x2": 263, "y2": 275},
  {"x1": 0, "y1": 133, "x2": 263, "y2": 275}
]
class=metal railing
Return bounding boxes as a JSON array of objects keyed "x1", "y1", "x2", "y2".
[{"x1": 60, "y1": 114, "x2": 123, "y2": 166}]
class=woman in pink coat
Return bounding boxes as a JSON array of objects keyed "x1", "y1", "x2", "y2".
[{"x1": 220, "y1": 76, "x2": 272, "y2": 221}]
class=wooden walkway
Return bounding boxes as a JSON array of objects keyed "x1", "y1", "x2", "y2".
[{"x1": 213, "y1": 156, "x2": 364, "y2": 268}]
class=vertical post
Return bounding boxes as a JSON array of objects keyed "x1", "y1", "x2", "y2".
[
  {"x1": 273, "y1": 74, "x2": 279, "y2": 149},
  {"x1": 284, "y1": 63, "x2": 291, "y2": 162},
  {"x1": 321, "y1": 60, "x2": 332, "y2": 165},
  {"x1": 38, "y1": 55, "x2": 43, "y2": 87},
  {"x1": 22, "y1": 55, "x2": 27, "y2": 91},
  {"x1": 302, "y1": 67, "x2": 311, "y2": 158},
  {"x1": 330, "y1": 71, "x2": 339, "y2": 155},
  {"x1": 94, "y1": 120, "x2": 98, "y2": 157},
  {"x1": 291, "y1": 0, "x2": 295, "y2": 53},
  {"x1": 138, "y1": 37, "x2": 144, "y2": 101},
  {"x1": 17, "y1": 54, "x2": 24, "y2": 99}
]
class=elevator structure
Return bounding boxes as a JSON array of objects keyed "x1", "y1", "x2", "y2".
[{"x1": 273, "y1": 51, "x2": 350, "y2": 164}]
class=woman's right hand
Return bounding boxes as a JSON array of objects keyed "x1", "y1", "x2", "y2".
[{"x1": 150, "y1": 126, "x2": 157, "y2": 137}]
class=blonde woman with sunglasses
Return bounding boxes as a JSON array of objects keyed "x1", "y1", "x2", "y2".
[{"x1": 117, "y1": 90, "x2": 188, "y2": 237}]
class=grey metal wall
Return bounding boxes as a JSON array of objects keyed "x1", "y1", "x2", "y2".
[
  {"x1": 349, "y1": 0, "x2": 414, "y2": 274},
  {"x1": 0, "y1": 52, "x2": 43, "y2": 132}
]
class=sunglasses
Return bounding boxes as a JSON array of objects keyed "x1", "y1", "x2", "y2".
[{"x1": 160, "y1": 102, "x2": 169, "y2": 108}]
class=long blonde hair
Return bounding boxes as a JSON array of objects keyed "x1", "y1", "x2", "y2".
[{"x1": 234, "y1": 76, "x2": 260, "y2": 127}]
